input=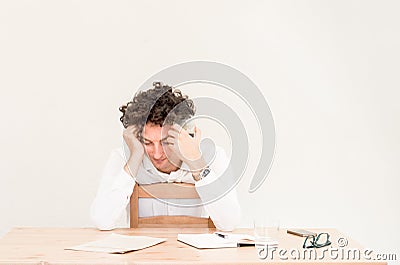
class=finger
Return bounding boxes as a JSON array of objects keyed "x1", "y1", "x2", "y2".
[
  {"x1": 165, "y1": 137, "x2": 176, "y2": 146},
  {"x1": 125, "y1": 125, "x2": 138, "y2": 133},
  {"x1": 172, "y1": 123, "x2": 183, "y2": 132},
  {"x1": 175, "y1": 124, "x2": 191, "y2": 137},
  {"x1": 194, "y1": 126, "x2": 201, "y2": 140},
  {"x1": 168, "y1": 130, "x2": 179, "y2": 138},
  {"x1": 168, "y1": 126, "x2": 179, "y2": 135}
]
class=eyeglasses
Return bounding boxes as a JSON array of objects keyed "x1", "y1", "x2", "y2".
[{"x1": 303, "y1": 233, "x2": 331, "y2": 248}]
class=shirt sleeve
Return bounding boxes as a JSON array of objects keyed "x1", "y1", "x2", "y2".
[
  {"x1": 195, "y1": 147, "x2": 241, "y2": 231},
  {"x1": 90, "y1": 148, "x2": 136, "y2": 230}
]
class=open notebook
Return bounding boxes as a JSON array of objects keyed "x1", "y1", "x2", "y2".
[{"x1": 178, "y1": 232, "x2": 278, "y2": 249}]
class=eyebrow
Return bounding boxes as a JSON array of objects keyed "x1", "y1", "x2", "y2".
[{"x1": 142, "y1": 137, "x2": 169, "y2": 143}]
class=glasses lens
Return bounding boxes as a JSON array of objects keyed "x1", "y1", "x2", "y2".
[
  {"x1": 315, "y1": 233, "x2": 331, "y2": 248},
  {"x1": 303, "y1": 235, "x2": 315, "y2": 248}
]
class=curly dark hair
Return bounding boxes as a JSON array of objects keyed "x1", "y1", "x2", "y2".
[{"x1": 119, "y1": 82, "x2": 195, "y2": 137}]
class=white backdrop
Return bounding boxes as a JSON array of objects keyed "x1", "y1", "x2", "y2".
[{"x1": 1, "y1": 0, "x2": 399, "y2": 262}]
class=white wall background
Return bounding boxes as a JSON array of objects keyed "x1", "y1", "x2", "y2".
[{"x1": 1, "y1": 0, "x2": 399, "y2": 261}]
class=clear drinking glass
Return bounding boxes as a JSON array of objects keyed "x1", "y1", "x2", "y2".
[{"x1": 253, "y1": 217, "x2": 280, "y2": 249}]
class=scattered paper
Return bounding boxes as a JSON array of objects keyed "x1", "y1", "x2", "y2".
[
  {"x1": 178, "y1": 233, "x2": 278, "y2": 249},
  {"x1": 178, "y1": 233, "x2": 237, "y2": 249},
  {"x1": 65, "y1": 233, "x2": 166, "y2": 254}
]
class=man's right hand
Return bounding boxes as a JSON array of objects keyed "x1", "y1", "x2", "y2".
[
  {"x1": 123, "y1": 126, "x2": 145, "y2": 178},
  {"x1": 123, "y1": 125, "x2": 144, "y2": 158}
]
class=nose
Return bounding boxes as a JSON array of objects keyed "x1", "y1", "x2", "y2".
[{"x1": 153, "y1": 143, "x2": 164, "y2": 160}]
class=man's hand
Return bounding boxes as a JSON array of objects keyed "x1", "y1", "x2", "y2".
[
  {"x1": 123, "y1": 125, "x2": 144, "y2": 177},
  {"x1": 123, "y1": 125, "x2": 144, "y2": 158},
  {"x1": 167, "y1": 124, "x2": 206, "y2": 176}
]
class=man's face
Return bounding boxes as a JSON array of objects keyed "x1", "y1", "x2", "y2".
[{"x1": 142, "y1": 123, "x2": 182, "y2": 173}]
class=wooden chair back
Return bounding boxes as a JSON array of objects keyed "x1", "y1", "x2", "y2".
[{"x1": 130, "y1": 182, "x2": 215, "y2": 228}]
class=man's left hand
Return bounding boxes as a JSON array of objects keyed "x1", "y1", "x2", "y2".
[{"x1": 167, "y1": 124, "x2": 206, "y2": 173}]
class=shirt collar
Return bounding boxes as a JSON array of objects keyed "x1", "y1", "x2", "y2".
[{"x1": 142, "y1": 154, "x2": 191, "y2": 173}]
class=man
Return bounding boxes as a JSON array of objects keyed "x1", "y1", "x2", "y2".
[{"x1": 91, "y1": 82, "x2": 241, "y2": 231}]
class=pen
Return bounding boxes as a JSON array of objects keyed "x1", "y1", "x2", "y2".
[
  {"x1": 215, "y1": 233, "x2": 227, "y2": 239},
  {"x1": 216, "y1": 233, "x2": 257, "y2": 247},
  {"x1": 237, "y1": 243, "x2": 254, "y2": 247}
]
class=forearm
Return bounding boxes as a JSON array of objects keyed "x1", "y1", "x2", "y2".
[
  {"x1": 90, "y1": 168, "x2": 135, "y2": 230},
  {"x1": 91, "y1": 149, "x2": 143, "y2": 230},
  {"x1": 193, "y1": 147, "x2": 241, "y2": 231},
  {"x1": 124, "y1": 152, "x2": 144, "y2": 178},
  {"x1": 206, "y1": 197, "x2": 241, "y2": 231},
  {"x1": 197, "y1": 183, "x2": 241, "y2": 231}
]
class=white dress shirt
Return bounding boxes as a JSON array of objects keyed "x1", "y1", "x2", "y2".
[{"x1": 90, "y1": 145, "x2": 241, "y2": 231}]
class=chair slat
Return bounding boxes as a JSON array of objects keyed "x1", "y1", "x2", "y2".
[{"x1": 138, "y1": 183, "x2": 200, "y2": 199}]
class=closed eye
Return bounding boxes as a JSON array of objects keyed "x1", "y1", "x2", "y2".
[{"x1": 161, "y1": 140, "x2": 170, "y2": 146}]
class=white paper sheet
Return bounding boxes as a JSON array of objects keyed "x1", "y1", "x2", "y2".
[
  {"x1": 178, "y1": 233, "x2": 237, "y2": 249},
  {"x1": 65, "y1": 233, "x2": 166, "y2": 254},
  {"x1": 178, "y1": 233, "x2": 278, "y2": 249}
]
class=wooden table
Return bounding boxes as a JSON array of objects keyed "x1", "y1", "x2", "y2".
[{"x1": 0, "y1": 227, "x2": 387, "y2": 265}]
